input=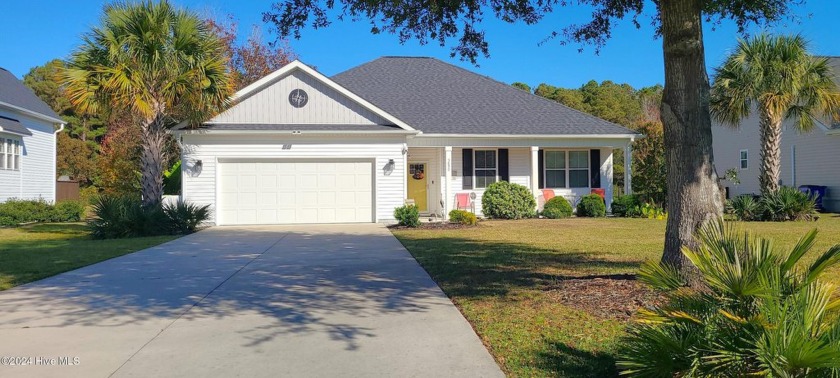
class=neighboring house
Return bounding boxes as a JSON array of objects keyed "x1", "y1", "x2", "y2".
[
  {"x1": 174, "y1": 57, "x2": 639, "y2": 225},
  {"x1": 713, "y1": 57, "x2": 840, "y2": 212},
  {"x1": 0, "y1": 68, "x2": 64, "y2": 202}
]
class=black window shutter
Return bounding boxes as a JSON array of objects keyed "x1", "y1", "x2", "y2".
[
  {"x1": 590, "y1": 149, "x2": 601, "y2": 188},
  {"x1": 538, "y1": 149, "x2": 545, "y2": 189},
  {"x1": 498, "y1": 149, "x2": 509, "y2": 182},
  {"x1": 462, "y1": 149, "x2": 473, "y2": 190}
]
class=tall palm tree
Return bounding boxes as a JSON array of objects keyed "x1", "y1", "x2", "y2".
[
  {"x1": 711, "y1": 34, "x2": 840, "y2": 195},
  {"x1": 63, "y1": 0, "x2": 232, "y2": 207}
]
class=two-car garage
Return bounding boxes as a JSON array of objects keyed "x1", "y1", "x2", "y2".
[{"x1": 217, "y1": 159, "x2": 374, "y2": 225}]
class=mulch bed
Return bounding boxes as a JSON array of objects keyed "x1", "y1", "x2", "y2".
[{"x1": 546, "y1": 274, "x2": 663, "y2": 321}]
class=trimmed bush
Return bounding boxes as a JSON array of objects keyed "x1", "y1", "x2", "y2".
[
  {"x1": 611, "y1": 194, "x2": 640, "y2": 217},
  {"x1": 480, "y1": 181, "x2": 536, "y2": 219},
  {"x1": 619, "y1": 220, "x2": 840, "y2": 377},
  {"x1": 542, "y1": 196, "x2": 573, "y2": 219},
  {"x1": 394, "y1": 204, "x2": 420, "y2": 227},
  {"x1": 89, "y1": 195, "x2": 210, "y2": 239},
  {"x1": 448, "y1": 209, "x2": 477, "y2": 225},
  {"x1": 52, "y1": 200, "x2": 86, "y2": 222},
  {"x1": 576, "y1": 194, "x2": 606, "y2": 217},
  {"x1": 0, "y1": 199, "x2": 85, "y2": 226}
]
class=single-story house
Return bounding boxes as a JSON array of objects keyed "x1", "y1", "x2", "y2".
[
  {"x1": 174, "y1": 57, "x2": 639, "y2": 225},
  {"x1": 0, "y1": 68, "x2": 65, "y2": 202},
  {"x1": 713, "y1": 57, "x2": 840, "y2": 212}
]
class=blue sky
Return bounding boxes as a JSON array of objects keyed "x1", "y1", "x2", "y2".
[{"x1": 1, "y1": 1, "x2": 837, "y2": 89}]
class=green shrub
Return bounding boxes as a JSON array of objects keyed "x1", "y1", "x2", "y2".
[
  {"x1": 52, "y1": 200, "x2": 86, "y2": 222},
  {"x1": 480, "y1": 181, "x2": 536, "y2": 219},
  {"x1": 727, "y1": 194, "x2": 761, "y2": 221},
  {"x1": 727, "y1": 187, "x2": 816, "y2": 222},
  {"x1": 619, "y1": 219, "x2": 840, "y2": 377},
  {"x1": 79, "y1": 185, "x2": 100, "y2": 205},
  {"x1": 164, "y1": 200, "x2": 211, "y2": 234},
  {"x1": 163, "y1": 161, "x2": 181, "y2": 195},
  {"x1": 637, "y1": 202, "x2": 667, "y2": 220},
  {"x1": 575, "y1": 194, "x2": 606, "y2": 217},
  {"x1": 89, "y1": 195, "x2": 209, "y2": 239},
  {"x1": 448, "y1": 209, "x2": 477, "y2": 225},
  {"x1": 394, "y1": 204, "x2": 420, "y2": 227},
  {"x1": 760, "y1": 186, "x2": 816, "y2": 221},
  {"x1": 0, "y1": 199, "x2": 85, "y2": 226},
  {"x1": 611, "y1": 194, "x2": 640, "y2": 217},
  {"x1": 542, "y1": 196, "x2": 573, "y2": 219}
]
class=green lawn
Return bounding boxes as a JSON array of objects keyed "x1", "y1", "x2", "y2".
[
  {"x1": 392, "y1": 216, "x2": 840, "y2": 377},
  {"x1": 0, "y1": 223, "x2": 177, "y2": 291}
]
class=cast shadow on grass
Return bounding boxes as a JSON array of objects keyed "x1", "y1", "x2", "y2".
[
  {"x1": 397, "y1": 236, "x2": 644, "y2": 299},
  {"x1": 539, "y1": 341, "x2": 620, "y2": 378}
]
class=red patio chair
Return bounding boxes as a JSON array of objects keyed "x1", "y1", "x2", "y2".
[
  {"x1": 541, "y1": 189, "x2": 555, "y2": 202},
  {"x1": 455, "y1": 193, "x2": 473, "y2": 212}
]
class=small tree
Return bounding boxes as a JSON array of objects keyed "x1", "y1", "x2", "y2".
[
  {"x1": 711, "y1": 34, "x2": 840, "y2": 195},
  {"x1": 64, "y1": 1, "x2": 232, "y2": 207}
]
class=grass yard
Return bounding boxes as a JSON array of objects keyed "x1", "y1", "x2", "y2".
[
  {"x1": 392, "y1": 216, "x2": 840, "y2": 377},
  {"x1": 0, "y1": 223, "x2": 177, "y2": 291}
]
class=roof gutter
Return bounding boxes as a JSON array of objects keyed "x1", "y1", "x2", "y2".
[
  {"x1": 171, "y1": 129, "x2": 420, "y2": 136},
  {"x1": 416, "y1": 133, "x2": 643, "y2": 139},
  {"x1": 0, "y1": 100, "x2": 66, "y2": 124}
]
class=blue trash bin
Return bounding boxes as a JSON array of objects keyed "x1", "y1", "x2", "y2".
[{"x1": 798, "y1": 185, "x2": 828, "y2": 211}]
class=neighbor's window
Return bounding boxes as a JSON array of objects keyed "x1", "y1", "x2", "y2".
[
  {"x1": 740, "y1": 149, "x2": 748, "y2": 170},
  {"x1": 474, "y1": 150, "x2": 497, "y2": 188},
  {"x1": 2, "y1": 139, "x2": 21, "y2": 170},
  {"x1": 0, "y1": 139, "x2": 6, "y2": 169},
  {"x1": 545, "y1": 151, "x2": 566, "y2": 188},
  {"x1": 545, "y1": 150, "x2": 590, "y2": 188}
]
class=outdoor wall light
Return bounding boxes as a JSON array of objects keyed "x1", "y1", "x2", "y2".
[
  {"x1": 384, "y1": 159, "x2": 396, "y2": 176},
  {"x1": 188, "y1": 159, "x2": 203, "y2": 178}
]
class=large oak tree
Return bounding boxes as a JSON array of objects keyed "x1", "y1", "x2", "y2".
[{"x1": 265, "y1": 0, "x2": 802, "y2": 278}]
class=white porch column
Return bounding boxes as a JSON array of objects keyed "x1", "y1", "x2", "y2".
[
  {"x1": 624, "y1": 143, "x2": 633, "y2": 195},
  {"x1": 444, "y1": 146, "x2": 453, "y2": 220},
  {"x1": 530, "y1": 146, "x2": 539, "y2": 198}
]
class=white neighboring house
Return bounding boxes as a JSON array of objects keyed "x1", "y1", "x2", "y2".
[
  {"x1": 0, "y1": 68, "x2": 65, "y2": 202},
  {"x1": 174, "y1": 57, "x2": 640, "y2": 225},
  {"x1": 713, "y1": 57, "x2": 840, "y2": 213}
]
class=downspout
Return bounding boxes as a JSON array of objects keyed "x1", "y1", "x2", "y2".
[{"x1": 53, "y1": 122, "x2": 65, "y2": 202}]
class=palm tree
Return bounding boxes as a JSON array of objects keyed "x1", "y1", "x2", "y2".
[
  {"x1": 63, "y1": 0, "x2": 231, "y2": 207},
  {"x1": 711, "y1": 34, "x2": 840, "y2": 195}
]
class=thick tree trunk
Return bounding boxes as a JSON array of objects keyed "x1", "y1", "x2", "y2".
[
  {"x1": 759, "y1": 110, "x2": 782, "y2": 195},
  {"x1": 140, "y1": 113, "x2": 167, "y2": 208},
  {"x1": 659, "y1": 0, "x2": 724, "y2": 281}
]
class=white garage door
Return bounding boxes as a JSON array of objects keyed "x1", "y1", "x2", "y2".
[{"x1": 219, "y1": 160, "x2": 373, "y2": 225}]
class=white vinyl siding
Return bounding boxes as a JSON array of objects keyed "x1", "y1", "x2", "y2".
[
  {"x1": 713, "y1": 108, "x2": 840, "y2": 212},
  {"x1": 181, "y1": 134, "x2": 405, "y2": 224},
  {"x1": 0, "y1": 108, "x2": 57, "y2": 202},
  {"x1": 210, "y1": 69, "x2": 390, "y2": 126}
]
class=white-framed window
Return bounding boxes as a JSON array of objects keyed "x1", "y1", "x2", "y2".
[
  {"x1": 1, "y1": 138, "x2": 21, "y2": 171},
  {"x1": 740, "y1": 149, "x2": 748, "y2": 170},
  {"x1": 544, "y1": 150, "x2": 590, "y2": 188},
  {"x1": 474, "y1": 149, "x2": 498, "y2": 188}
]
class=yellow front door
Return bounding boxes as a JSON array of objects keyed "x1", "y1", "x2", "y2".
[{"x1": 407, "y1": 163, "x2": 428, "y2": 212}]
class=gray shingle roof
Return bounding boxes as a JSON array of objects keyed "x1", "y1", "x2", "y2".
[
  {"x1": 0, "y1": 116, "x2": 33, "y2": 136},
  {"x1": 200, "y1": 124, "x2": 403, "y2": 132},
  {"x1": 332, "y1": 57, "x2": 636, "y2": 135},
  {"x1": 0, "y1": 68, "x2": 61, "y2": 121}
]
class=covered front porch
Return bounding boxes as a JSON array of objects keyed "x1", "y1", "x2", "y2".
[{"x1": 404, "y1": 136, "x2": 635, "y2": 219}]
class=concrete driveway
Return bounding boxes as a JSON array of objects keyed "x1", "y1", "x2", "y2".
[{"x1": 0, "y1": 224, "x2": 503, "y2": 378}]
